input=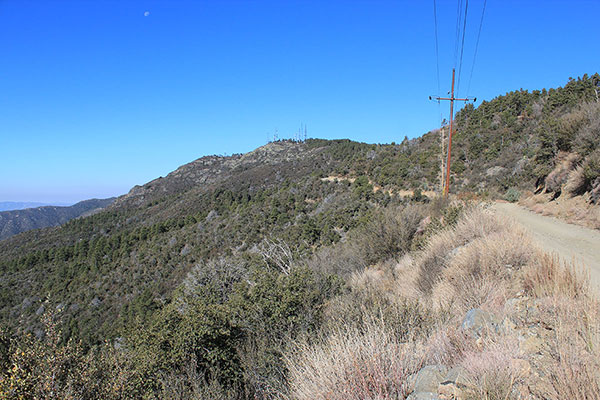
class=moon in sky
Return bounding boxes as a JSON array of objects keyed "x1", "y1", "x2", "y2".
[{"x1": 144, "y1": 11, "x2": 150, "y2": 17}]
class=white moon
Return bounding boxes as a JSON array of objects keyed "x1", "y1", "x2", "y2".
[{"x1": 144, "y1": 11, "x2": 150, "y2": 17}]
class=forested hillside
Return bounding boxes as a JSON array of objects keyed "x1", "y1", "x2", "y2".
[
  {"x1": 0, "y1": 74, "x2": 599, "y2": 399},
  {"x1": 0, "y1": 198, "x2": 115, "y2": 241}
]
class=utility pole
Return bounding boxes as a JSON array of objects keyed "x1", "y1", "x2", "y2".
[{"x1": 430, "y1": 68, "x2": 475, "y2": 196}]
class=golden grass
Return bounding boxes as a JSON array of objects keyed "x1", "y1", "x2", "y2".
[
  {"x1": 284, "y1": 204, "x2": 600, "y2": 400},
  {"x1": 285, "y1": 320, "x2": 424, "y2": 400},
  {"x1": 521, "y1": 253, "x2": 589, "y2": 300}
]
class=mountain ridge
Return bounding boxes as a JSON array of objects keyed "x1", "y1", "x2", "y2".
[
  {"x1": 0, "y1": 198, "x2": 115, "y2": 241},
  {"x1": 0, "y1": 73, "x2": 598, "y2": 399}
]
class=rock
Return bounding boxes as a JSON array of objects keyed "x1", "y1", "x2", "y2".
[
  {"x1": 414, "y1": 365, "x2": 449, "y2": 393},
  {"x1": 35, "y1": 305, "x2": 45, "y2": 316},
  {"x1": 180, "y1": 244, "x2": 192, "y2": 256},
  {"x1": 501, "y1": 316, "x2": 517, "y2": 332},
  {"x1": 510, "y1": 358, "x2": 531, "y2": 378},
  {"x1": 519, "y1": 335, "x2": 544, "y2": 354},
  {"x1": 486, "y1": 166, "x2": 507, "y2": 176},
  {"x1": 437, "y1": 366, "x2": 470, "y2": 399},
  {"x1": 438, "y1": 382, "x2": 463, "y2": 399},
  {"x1": 406, "y1": 372, "x2": 418, "y2": 393},
  {"x1": 205, "y1": 210, "x2": 219, "y2": 222},
  {"x1": 462, "y1": 308, "x2": 496, "y2": 338},
  {"x1": 34, "y1": 328, "x2": 45, "y2": 340},
  {"x1": 442, "y1": 366, "x2": 470, "y2": 388},
  {"x1": 168, "y1": 237, "x2": 177, "y2": 247},
  {"x1": 407, "y1": 393, "x2": 441, "y2": 400},
  {"x1": 90, "y1": 297, "x2": 102, "y2": 307}
]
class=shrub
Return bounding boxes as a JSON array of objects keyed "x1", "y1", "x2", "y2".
[
  {"x1": 504, "y1": 187, "x2": 521, "y2": 202},
  {"x1": 461, "y1": 340, "x2": 522, "y2": 400},
  {"x1": 573, "y1": 102, "x2": 600, "y2": 156},
  {"x1": 544, "y1": 152, "x2": 579, "y2": 193},
  {"x1": 564, "y1": 166, "x2": 587, "y2": 196}
]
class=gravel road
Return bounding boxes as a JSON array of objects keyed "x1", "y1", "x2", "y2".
[{"x1": 493, "y1": 202, "x2": 600, "y2": 291}]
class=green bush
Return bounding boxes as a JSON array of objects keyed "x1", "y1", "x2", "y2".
[{"x1": 504, "y1": 188, "x2": 521, "y2": 203}]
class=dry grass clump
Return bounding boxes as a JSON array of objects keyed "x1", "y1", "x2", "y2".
[
  {"x1": 521, "y1": 254, "x2": 600, "y2": 398},
  {"x1": 285, "y1": 320, "x2": 424, "y2": 400},
  {"x1": 424, "y1": 325, "x2": 475, "y2": 366},
  {"x1": 324, "y1": 266, "x2": 436, "y2": 343},
  {"x1": 545, "y1": 307, "x2": 600, "y2": 399},
  {"x1": 521, "y1": 253, "x2": 588, "y2": 300},
  {"x1": 432, "y1": 228, "x2": 534, "y2": 315},
  {"x1": 460, "y1": 338, "x2": 523, "y2": 400},
  {"x1": 565, "y1": 165, "x2": 587, "y2": 196},
  {"x1": 544, "y1": 152, "x2": 579, "y2": 193},
  {"x1": 416, "y1": 206, "x2": 510, "y2": 295}
]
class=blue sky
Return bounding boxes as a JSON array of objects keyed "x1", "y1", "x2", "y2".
[{"x1": 1, "y1": 0, "x2": 599, "y2": 203}]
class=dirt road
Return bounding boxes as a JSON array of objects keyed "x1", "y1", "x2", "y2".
[{"x1": 493, "y1": 202, "x2": 600, "y2": 290}]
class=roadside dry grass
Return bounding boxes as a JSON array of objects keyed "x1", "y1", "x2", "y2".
[
  {"x1": 520, "y1": 192, "x2": 600, "y2": 230},
  {"x1": 283, "y1": 204, "x2": 600, "y2": 399}
]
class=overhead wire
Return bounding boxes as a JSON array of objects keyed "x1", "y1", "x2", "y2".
[
  {"x1": 466, "y1": 0, "x2": 487, "y2": 97},
  {"x1": 433, "y1": 0, "x2": 443, "y2": 126},
  {"x1": 453, "y1": 0, "x2": 464, "y2": 70},
  {"x1": 456, "y1": 0, "x2": 469, "y2": 96}
]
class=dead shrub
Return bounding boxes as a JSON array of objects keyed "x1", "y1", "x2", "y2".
[
  {"x1": 564, "y1": 165, "x2": 587, "y2": 196},
  {"x1": 432, "y1": 229, "x2": 533, "y2": 315},
  {"x1": 544, "y1": 152, "x2": 579, "y2": 193},
  {"x1": 541, "y1": 294, "x2": 600, "y2": 399},
  {"x1": 521, "y1": 253, "x2": 588, "y2": 300},
  {"x1": 324, "y1": 267, "x2": 436, "y2": 343},
  {"x1": 285, "y1": 320, "x2": 424, "y2": 400},
  {"x1": 416, "y1": 206, "x2": 509, "y2": 294},
  {"x1": 461, "y1": 338, "x2": 522, "y2": 400}
]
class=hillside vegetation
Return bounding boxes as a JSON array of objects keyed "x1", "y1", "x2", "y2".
[
  {"x1": 0, "y1": 74, "x2": 599, "y2": 399},
  {"x1": 0, "y1": 198, "x2": 115, "y2": 241}
]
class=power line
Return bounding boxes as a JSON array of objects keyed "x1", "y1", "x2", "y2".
[
  {"x1": 433, "y1": 0, "x2": 443, "y2": 126},
  {"x1": 453, "y1": 0, "x2": 464, "y2": 69},
  {"x1": 456, "y1": 0, "x2": 469, "y2": 95},
  {"x1": 433, "y1": 0, "x2": 441, "y2": 98},
  {"x1": 466, "y1": 0, "x2": 487, "y2": 97}
]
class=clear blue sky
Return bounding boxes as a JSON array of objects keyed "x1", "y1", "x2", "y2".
[{"x1": 1, "y1": 0, "x2": 599, "y2": 203}]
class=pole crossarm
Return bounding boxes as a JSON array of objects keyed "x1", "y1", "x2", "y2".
[{"x1": 432, "y1": 97, "x2": 471, "y2": 101}]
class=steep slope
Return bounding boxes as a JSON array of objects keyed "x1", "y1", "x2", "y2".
[
  {"x1": 0, "y1": 139, "x2": 385, "y2": 344},
  {"x1": 0, "y1": 198, "x2": 115, "y2": 241},
  {"x1": 1, "y1": 74, "x2": 598, "y2": 346},
  {"x1": 0, "y1": 74, "x2": 598, "y2": 399}
]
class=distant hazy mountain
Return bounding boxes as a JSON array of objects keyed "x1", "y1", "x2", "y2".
[
  {"x1": 0, "y1": 198, "x2": 115, "y2": 240},
  {"x1": 0, "y1": 202, "x2": 72, "y2": 212}
]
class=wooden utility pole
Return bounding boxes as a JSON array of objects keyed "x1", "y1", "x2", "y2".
[{"x1": 430, "y1": 68, "x2": 475, "y2": 196}]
